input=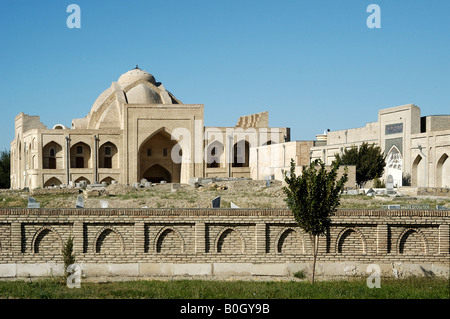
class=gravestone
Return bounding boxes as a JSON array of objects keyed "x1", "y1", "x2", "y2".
[
  {"x1": 27, "y1": 197, "x2": 40, "y2": 208},
  {"x1": 231, "y1": 202, "x2": 240, "y2": 208},
  {"x1": 76, "y1": 195, "x2": 84, "y2": 208},
  {"x1": 212, "y1": 196, "x2": 221, "y2": 208},
  {"x1": 366, "y1": 188, "x2": 375, "y2": 196},
  {"x1": 171, "y1": 183, "x2": 180, "y2": 192},
  {"x1": 140, "y1": 178, "x2": 148, "y2": 185},
  {"x1": 100, "y1": 200, "x2": 109, "y2": 208},
  {"x1": 436, "y1": 205, "x2": 449, "y2": 210},
  {"x1": 386, "y1": 175, "x2": 395, "y2": 194}
]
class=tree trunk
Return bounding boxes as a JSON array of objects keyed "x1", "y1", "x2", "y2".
[{"x1": 310, "y1": 234, "x2": 319, "y2": 284}]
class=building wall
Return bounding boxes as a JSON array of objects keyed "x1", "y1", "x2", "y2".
[
  {"x1": 309, "y1": 104, "x2": 450, "y2": 188},
  {"x1": 0, "y1": 208, "x2": 448, "y2": 279}
]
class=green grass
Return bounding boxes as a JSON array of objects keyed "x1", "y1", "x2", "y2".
[{"x1": 0, "y1": 277, "x2": 448, "y2": 299}]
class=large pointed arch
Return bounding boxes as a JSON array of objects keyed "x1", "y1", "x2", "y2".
[
  {"x1": 138, "y1": 128, "x2": 182, "y2": 183},
  {"x1": 412, "y1": 154, "x2": 425, "y2": 187},
  {"x1": 42, "y1": 141, "x2": 63, "y2": 169},
  {"x1": 436, "y1": 153, "x2": 449, "y2": 188},
  {"x1": 386, "y1": 145, "x2": 403, "y2": 187}
]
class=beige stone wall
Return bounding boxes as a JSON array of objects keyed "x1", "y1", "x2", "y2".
[
  {"x1": 309, "y1": 104, "x2": 450, "y2": 189},
  {"x1": 0, "y1": 208, "x2": 448, "y2": 279}
]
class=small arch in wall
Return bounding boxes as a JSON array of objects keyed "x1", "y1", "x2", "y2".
[
  {"x1": 155, "y1": 226, "x2": 185, "y2": 253},
  {"x1": 215, "y1": 227, "x2": 245, "y2": 254},
  {"x1": 94, "y1": 226, "x2": 125, "y2": 254},
  {"x1": 100, "y1": 176, "x2": 115, "y2": 185},
  {"x1": 32, "y1": 226, "x2": 63, "y2": 254},
  {"x1": 336, "y1": 227, "x2": 367, "y2": 254},
  {"x1": 398, "y1": 228, "x2": 428, "y2": 255},
  {"x1": 44, "y1": 177, "x2": 63, "y2": 188},
  {"x1": 74, "y1": 176, "x2": 91, "y2": 185},
  {"x1": 275, "y1": 227, "x2": 305, "y2": 254}
]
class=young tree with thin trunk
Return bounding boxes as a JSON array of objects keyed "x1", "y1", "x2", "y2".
[{"x1": 283, "y1": 159, "x2": 348, "y2": 283}]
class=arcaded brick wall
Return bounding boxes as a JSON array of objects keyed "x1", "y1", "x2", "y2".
[{"x1": 0, "y1": 208, "x2": 448, "y2": 267}]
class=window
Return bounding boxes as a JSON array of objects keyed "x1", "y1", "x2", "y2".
[
  {"x1": 163, "y1": 148, "x2": 168, "y2": 157},
  {"x1": 105, "y1": 146, "x2": 111, "y2": 156},
  {"x1": 104, "y1": 157, "x2": 112, "y2": 169},
  {"x1": 76, "y1": 146, "x2": 83, "y2": 154},
  {"x1": 49, "y1": 148, "x2": 55, "y2": 157},
  {"x1": 147, "y1": 149, "x2": 152, "y2": 156}
]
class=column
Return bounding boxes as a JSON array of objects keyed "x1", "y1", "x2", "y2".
[
  {"x1": 376, "y1": 224, "x2": 389, "y2": 254},
  {"x1": 72, "y1": 221, "x2": 84, "y2": 255},
  {"x1": 11, "y1": 222, "x2": 22, "y2": 254},
  {"x1": 195, "y1": 222, "x2": 206, "y2": 253},
  {"x1": 134, "y1": 221, "x2": 146, "y2": 253},
  {"x1": 439, "y1": 224, "x2": 449, "y2": 254},
  {"x1": 255, "y1": 223, "x2": 267, "y2": 254}
]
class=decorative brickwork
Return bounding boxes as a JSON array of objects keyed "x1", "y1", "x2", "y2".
[{"x1": 0, "y1": 208, "x2": 448, "y2": 278}]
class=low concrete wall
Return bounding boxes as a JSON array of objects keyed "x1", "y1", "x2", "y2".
[{"x1": 0, "y1": 208, "x2": 448, "y2": 280}]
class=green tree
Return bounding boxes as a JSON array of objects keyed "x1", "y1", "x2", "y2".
[
  {"x1": 0, "y1": 150, "x2": 10, "y2": 189},
  {"x1": 283, "y1": 159, "x2": 348, "y2": 283},
  {"x1": 333, "y1": 142, "x2": 386, "y2": 188}
]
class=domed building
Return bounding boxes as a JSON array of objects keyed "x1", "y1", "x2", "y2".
[{"x1": 10, "y1": 66, "x2": 290, "y2": 189}]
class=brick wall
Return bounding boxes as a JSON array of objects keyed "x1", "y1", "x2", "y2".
[{"x1": 0, "y1": 208, "x2": 448, "y2": 278}]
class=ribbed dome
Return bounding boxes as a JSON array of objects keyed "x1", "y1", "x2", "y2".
[{"x1": 118, "y1": 66, "x2": 156, "y2": 86}]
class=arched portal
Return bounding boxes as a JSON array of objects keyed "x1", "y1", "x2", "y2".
[
  {"x1": 142, "y1": 164, "x2": 172, "y2": 183},
  {"x1": 436, "y1": 154, "x2": 449, "y2": 188},
  {"x1": 139, "y1": 129, "x2": 181, "y2": 183},
  {"x1": 412, "y1": 155, "x2": 425, "y2": 187},
  {"x1": 386, "y1": 146, "x2": 402, "y2": 187}
]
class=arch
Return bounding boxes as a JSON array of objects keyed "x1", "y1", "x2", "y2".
[
  {"x1": 100, "y1": 176, "x2": 115, "y2": 185},
  {"x1": 70, "y1": 142, "x2": 91, "y2": 169},
  {"x1": 275, "y1": 227, "x2": 305, "y2": 254},
  {"x1": 32, "y1": 226, "x2": 63, "y2": 254},
  {"x1": 262, "y1": 140, "x2": 276, "y2": 146},
  {"x1": 386, "y1": 145, "x2": 403, "y2": 187},
  {"x1": 336, "y1": 227, "x2": 367, "y2": 254},
  {"x1": 232, "y1": 140, "x2": 250, "y2": 167},
  {"x1": 412, "y1": 155, "x2": 425, "y2": 187},
  {"x1": 142, "y1": 164, "x2": 172, "y2": 183},
  {"x1": 43, "y1": 141, "x2": 63, "y2": 169},
  {"x1": 94, "y1": 226, "x2": 125, "y2": 253},
  {"x1": 206, "y1": 140, "x2": 224, "y2": 168},
  {"x1": 44, "y1": 177, "x2": 62, "y2": 188},
  {"x1": 215, "y1": 227, "x2": 245, "y2": 253},
  {"x1": 154, "y1": 226, "x2": 185, "y2": 253},
  {"x1": 74, "y1": 176, "x2": 91, "y2": 184},
  {"x1": 398, "y1": 228, "x2": 428, "y2": 254},
  {"x1": 436, "y1": 153, "x2": 449, "y2": 188},
  {"x1": 99, "y1": 141, "x2": 118, "y2": 169},
  {"x1": 138, "y1": 128, "x2": 181, "y2": 183}
]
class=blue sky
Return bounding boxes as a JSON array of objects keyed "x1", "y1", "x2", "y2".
[{"x1": 0, "y1": 0, "x2": 449, "y2": 150}]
